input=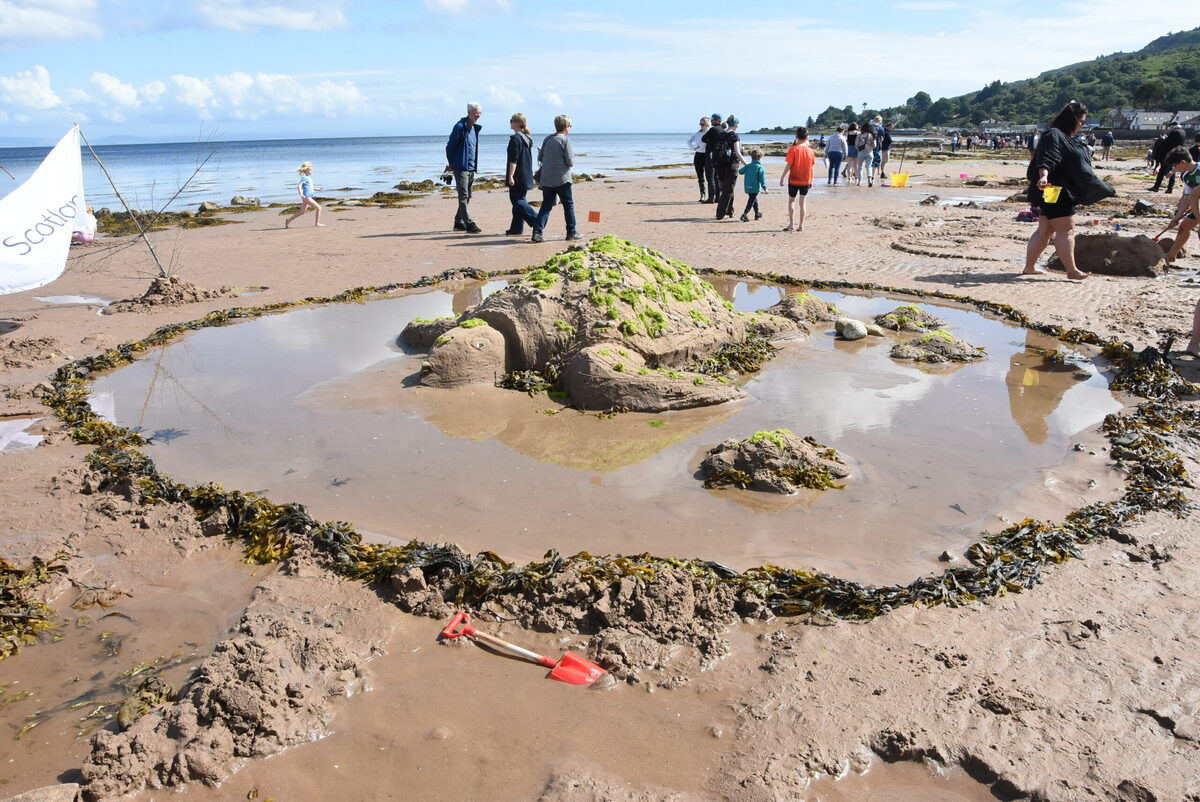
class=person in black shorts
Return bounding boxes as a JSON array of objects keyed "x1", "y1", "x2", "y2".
[{"x1": 1021, "y1": 101, "x2": 1093, "y2": 281}]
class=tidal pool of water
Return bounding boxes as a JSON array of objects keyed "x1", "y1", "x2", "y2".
[{"x1": 89, "y1": 279, "x2": 1122, "y2": 584}]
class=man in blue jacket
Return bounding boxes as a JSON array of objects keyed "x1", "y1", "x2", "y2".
[{"x1": 445, "y1": 102, "x2": 483, "y2": 233}]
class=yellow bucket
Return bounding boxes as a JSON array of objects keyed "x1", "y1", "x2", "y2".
[
  {"x1": 891, "y1": 173, "x2": 909, "y2": 188},
  {"x1": 1042, "y1": 185, "x2": 1062, "y2": 203}
]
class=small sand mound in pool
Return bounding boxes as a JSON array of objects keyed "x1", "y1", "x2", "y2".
[
  {"x1": 890, "y1": 329, "x2": 985, "y2": 363},
  {"x1": 875, "y1": 303, "x2": 944, "y2": 332},
  {"x1": 103, "y1": 275, "x2": 237, "y2": 315},
  {"x1": 701, "y1": 429, "x2": 851, "y2": 494}
]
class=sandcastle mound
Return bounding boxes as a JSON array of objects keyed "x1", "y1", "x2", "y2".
[
  {"x1": 1047, "y1": 233, "x2": 1165, "y2": 278},
  {"x1": 874, "y1": 303, "x2": 944, "y2": 332},
  {"x1": 103, "y1": 275, "x2": 237, "y2": 315},
  {"x1": 700, "y1": 429, "x2": 850, "y2": 494},
  {"x1": 405, "y1": 236, "x2": 815, "y2": 411},
  {"x1": 890, "y1": 329, "x2": 985, "y2": 363}
]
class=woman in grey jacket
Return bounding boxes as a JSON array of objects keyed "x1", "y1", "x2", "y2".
[{"x1": 532, "y1": 114, "x2": 580, "y2": 243}]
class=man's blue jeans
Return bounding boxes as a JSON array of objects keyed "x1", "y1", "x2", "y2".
[{"x1": 535, "y1": 183, "x2": 576, "y2": 235}]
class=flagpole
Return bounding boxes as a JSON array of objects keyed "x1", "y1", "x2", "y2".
[
  {"x1": 76, "y1": 126, "x2": 168, "y2": 278},
  {"x1": 0, "y1": 165, "x2": 14, "y2": 180}
]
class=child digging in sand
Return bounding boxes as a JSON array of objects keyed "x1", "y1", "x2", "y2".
[
  {"x1": 1162, "y1": 147, "x2": 1198, "y2": 268},
  {"x1": 285, "y1": 162, "x2": 325, "y2": 228}
]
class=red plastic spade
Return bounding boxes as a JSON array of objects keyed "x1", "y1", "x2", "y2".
[{"x1": 440, "y1": 610, "x2": 606, "y2": 685}]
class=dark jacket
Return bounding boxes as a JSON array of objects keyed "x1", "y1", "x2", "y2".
[
  {"x1": 702, "y1": 124, "x2": 725, "y2": 157},
  {"x1": 446, "y1": 117, "x2": 481, "y2": 172},
  {"x1": 1028, "y1": 127, "x2": 1109, "y2": 206},
  {"x1": 507, "y1": 131, "x2": 534, "y2": 191}
]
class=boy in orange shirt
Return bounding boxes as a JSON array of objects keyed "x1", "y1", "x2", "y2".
[{"x1": 780, "y1": 127, "x2": 815, "y2": 232}]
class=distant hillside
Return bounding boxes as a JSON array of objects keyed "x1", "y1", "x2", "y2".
[{"x1": 809, "y1": 27, "x2": 1200, "y2": 130}]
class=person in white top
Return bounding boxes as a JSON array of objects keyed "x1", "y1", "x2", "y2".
[{"x1": 687, "y1": 117, "x2": 712, "y2": 203}]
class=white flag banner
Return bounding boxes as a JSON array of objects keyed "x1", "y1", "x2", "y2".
[{"x1": 0, "y1": 125, "x2": 88, "y2": 295}]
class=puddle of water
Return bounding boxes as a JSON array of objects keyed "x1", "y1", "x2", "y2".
[
  {"x1": 0, "y1": 549, "x2": 266, "y2": 794},
  {"x1": 0, "y1": 417, "x2": 44, "y2": 453},
  {"x1": 802, "y1": 758, "x2": 996, "y2": 801},
  {"x1": 34, "y1": 295, "x2": 112, "y2": 315},
  {"x1": 89, "y1": 281, "x2": 1122, "y2": 584}
]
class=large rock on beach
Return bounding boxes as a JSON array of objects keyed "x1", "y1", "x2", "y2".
[
  {"x1": 1047, "y1": 233, "x2": 1165, "y2": 277},
  {"x1": 410, "y1": 236, "x2": 796, "y2": 411},
  {"x1": 701, "y1": 429, "x2": 851, "y2": 494},
  {"x1": 834, "y1": 318, "x2": 868, "y2": 341}
]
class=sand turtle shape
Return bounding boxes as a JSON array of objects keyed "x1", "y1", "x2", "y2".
[{"x1": 402, "y1": 237, "x2": 833, "y2": 412}]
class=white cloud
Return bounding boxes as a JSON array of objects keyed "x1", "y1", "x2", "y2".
[
  {"x1": 543, "y1": 91, "x2": 563, "y2": 109},
  {"x1": 487, "y1": 85, "x2": 524, "y2": 107},
  {"x1": 893, "y1": 1, "x2": 963, "y2": 8},
  {"x1": 191, "y1": 0, "x2": 347, "y2": 31},
  {"x1": 424, "y1": 0, "x2": 510, "y2": 13},
  {"x1": 0, "y1": 0, "x2": 100, "y2": 50},
  {"x1": 0, "y1": 65, "x2": 62, "y2": 110},
  {"x1": 140, "y1": 81, "x2": 166, "y2": 104},
  {"x1": 91, "y1": 72, "x2": 140, "y2": 108},
  {"x1": 160, "y1": 71, "x2": 365, "y2": 120}
]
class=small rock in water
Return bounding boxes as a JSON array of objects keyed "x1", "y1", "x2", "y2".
[
  {"x1": 834, "y1": 318, "x2": 868, "y2": 341},
  {"x1": 864, "y1": 323, "x2": 886, "y2": 337},
  {"x1": 198, "y1": 200, "x2": 220, "y2": 212},
  {"x1": 939, "y1": 550, "x2": 958, "y2": 562}
]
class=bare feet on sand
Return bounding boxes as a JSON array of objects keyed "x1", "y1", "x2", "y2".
[{"x1": 1020, "y1": 268, "x2": 1046, "y2": 275}]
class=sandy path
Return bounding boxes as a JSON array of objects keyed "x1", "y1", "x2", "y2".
[{"x1": 1, "y1": 155, "x2": 1198, "y2": 801}]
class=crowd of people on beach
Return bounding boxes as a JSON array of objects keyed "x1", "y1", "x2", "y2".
[{"x1": 278, "y1": 99, "x2": 1200, "y2": 357}]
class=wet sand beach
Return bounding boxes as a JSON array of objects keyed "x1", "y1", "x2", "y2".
[{"x1": 2, "y1": 154, "x2": 1199, "y2": 801}]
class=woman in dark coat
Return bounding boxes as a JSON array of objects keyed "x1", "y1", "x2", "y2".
[
  {"x1": 505, "y1": 113, "x2": 539, "y2": 235},
  {"x1": 1021, "y1": 101, "x2": 1098, "y2": 280}
]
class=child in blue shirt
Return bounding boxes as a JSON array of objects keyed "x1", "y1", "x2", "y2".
[
  {"x1": 285, "y1": 161, "x2": 325, "y2": 228},
  {"x1": 738, "y1": 149, "x2": 767, "y2": 222}
]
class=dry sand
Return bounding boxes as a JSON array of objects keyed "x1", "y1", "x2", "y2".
[{"x1": 2, "y1": 154, "x2": 1199, "y2": 801}]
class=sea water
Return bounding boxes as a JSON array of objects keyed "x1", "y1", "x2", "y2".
[{"x1": 0, "y1": 132, "x2": 787, "y2": 211}]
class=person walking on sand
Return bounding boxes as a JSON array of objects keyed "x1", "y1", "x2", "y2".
[
  {"x1": 855, "y1": 124, "x2": 876, "y2": 186},
  {"x1": 737, "y1": 149, "x2": 767, "y2": 222},
  {"x1": 1161, "y1": 147, "x2": 1199, "y2": 268},
  {"x1": 445, "y1": 102, "x2": 483, "y2": 233},
  {"x1": 713, "y1": 115, "x2": 746, "y2": 220},
  {"x1": 532, "y1": 114, "x2": 580, "y2": 243},
  {"x1": 285, "y1": 162, "x2": 324, "y2": 228},
  {"x1": 1150, "y1": 123, "x2": 1185, "y2": 193},
  {"x1": 505, "y1": 113, "x2": 539, "y2": 236},
  {"x1": 879, "y1": 122, "x2": 894, "y2": 179},
  {"x1": 701, "y1": 114, "x2": 725, "y2": 204},
  {"x1": 1021, "y1": 101, "x2": 1103, "y2": 281},
  {"x1": 843, "y1": 122, "x2": 859, "y2": 182},
  {"x1": 1100, "y1": 130, "x2": 1115, "y2": 161},
  {"x1": 780, "y1": 127, "x2": 815, "y2": 232},
  {"x1": 688, "y1": 116, "x2": 712, "y2": 203},
  {"x1": 825, "y1": 125, "x2": 847, "y2": 186}
]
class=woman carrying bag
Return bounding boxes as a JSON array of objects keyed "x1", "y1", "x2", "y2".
[{"x1": 1021, "y1": 100, "x2": 1115, "y2": 280}]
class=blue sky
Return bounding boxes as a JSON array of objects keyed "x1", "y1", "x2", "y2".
[{"x1": 0, "y1": 0, "x2": 1181, "y2": 144}]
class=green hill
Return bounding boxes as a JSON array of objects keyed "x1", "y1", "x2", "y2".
[{"x1": 808, "y1": 27, "x2": 1200, "y2": 130}]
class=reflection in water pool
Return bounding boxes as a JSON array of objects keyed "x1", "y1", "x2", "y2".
[{"x1": 89, "y1": 280, "x2": 1122, "y2": 584}]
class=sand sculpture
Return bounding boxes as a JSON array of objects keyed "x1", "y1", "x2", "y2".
[{"x1": 400, "y1": 236, "x2": 837, "y2": 412}]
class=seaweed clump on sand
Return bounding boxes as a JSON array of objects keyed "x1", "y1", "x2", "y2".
[
  {"x1": 890, "y1": 329, "x2": 985, "y2": 363},
  {"x1": 97, "y1": 209, "x2": 238, "y2": 236},
  {"x1": 701, "y1": 429, "x2": 850, "y2": 493},
  {"x1": 1, "y1": 552, "x2": 69, "y2": 660}
]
